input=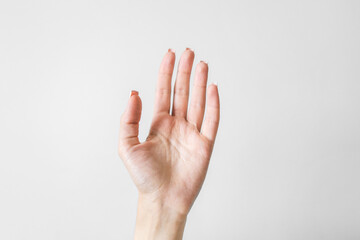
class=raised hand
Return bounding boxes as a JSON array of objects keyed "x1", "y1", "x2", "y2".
[{"x1": 118, "y1": 48, "x2": 220, "y2": 239}]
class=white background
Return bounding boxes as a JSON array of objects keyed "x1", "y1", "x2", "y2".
[{"x1": 1, "y1": 0, "x2": 359, "y2": 239}]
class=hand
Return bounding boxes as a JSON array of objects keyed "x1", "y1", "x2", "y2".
[{"x1": 118, "y1": 48, "x2": 220, "y2": 239}]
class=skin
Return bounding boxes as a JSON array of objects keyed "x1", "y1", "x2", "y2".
[{"x1": 118, "y1": 48, "x2": 220, "y2": 239}]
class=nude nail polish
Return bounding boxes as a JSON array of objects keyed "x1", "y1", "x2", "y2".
[
  {"x1": 168, "y1": 48, "x2": 175, "y2": 53},
  {"x1": 129, "y1": 90, "x2": 138, "y2": 98},
  {"x1": 186, "y1": 47, "x2": 194, "y2": 52}
]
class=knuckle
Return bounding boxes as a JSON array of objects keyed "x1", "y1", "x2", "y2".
[
  {"x1": 174, "y1": 87, "x2": 189, "y2": 97},
  {"x1": 157, "y1": 87, "x2": 171, "y2": 96}
]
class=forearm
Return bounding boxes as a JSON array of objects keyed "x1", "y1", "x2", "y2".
[{"x1": 134, "y1": 194, "x2": 187, "y2": 240}]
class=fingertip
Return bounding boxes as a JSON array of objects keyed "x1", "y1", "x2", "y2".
[
  {"x1": 129, "y1": 92, "x2": 142, "y2": 108},
  {"x1": 129, "y1": 90, "x2": 138, "y2": 98},
  {"x1": 128, "y1": 90, "x2": 141, "y2": 105},
  {"x1": 197, "y1": 61, "x2": 209, "y2": 74},
  {"x1": 179, "y1": 48, "x2": 195, "y2": 65},
  {"x1": 125, "y1": 91, "x2": 142, "y2": 124},
  {"x1": 209, "y1": 82, "x2": 218, "y2": 88},
  {"x1": 184, "y1": 47, "x2": 195, "y2": 59},
  {"x1": 207, "y1": 83, "x2": 220, "y2": 106},
  {"x1": 161, "y1": 50, "x2": 176, "y2": 72},
  {"x1": 166, "y1": 48, "x2": 176, "y2": 60}
]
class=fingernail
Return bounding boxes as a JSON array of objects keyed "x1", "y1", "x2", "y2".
[
  {"x1": 200, "y1": 60, "x2": 208, "y2": 65},
  {"x1": 168, "y1": 48, "x2": 175, "y2": 53},
  {"x1": 186, "y1": 47, "x2": 194, "y2": 52},
  {"x1": 129, "y1": 90, "x2": 138, "y2": 98},
  {"x1": 212, "y1": 82, "x2": 218, "y2": 87}
]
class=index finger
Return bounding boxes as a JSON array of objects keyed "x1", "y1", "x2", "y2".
[{"x1": 153, "y1": 49, "x2": 176, "y2": 115}]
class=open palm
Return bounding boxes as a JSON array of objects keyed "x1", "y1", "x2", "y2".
[{"x1": 118, "y1": 49, "x2": 220, "y2": 215}]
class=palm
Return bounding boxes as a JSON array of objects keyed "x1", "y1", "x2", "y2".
[
  {"x1": 119, "y1": 49, "x2": 220, "y2": 214},
  {"x1": 129, "y1": 114, "x2": 211, "y2": 212}
]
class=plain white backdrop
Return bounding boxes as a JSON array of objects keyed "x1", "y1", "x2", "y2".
[{"x1": 1, "y1": 0, "x2": 359, "y2": 239}]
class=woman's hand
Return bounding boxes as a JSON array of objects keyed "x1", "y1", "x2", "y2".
[{"x1": 118, "y1": 48, "x2": 220, "y2": 239}]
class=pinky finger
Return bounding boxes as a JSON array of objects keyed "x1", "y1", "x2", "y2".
[{"x1": 201, "y1": 83, "x2": 220, "y2": 143}]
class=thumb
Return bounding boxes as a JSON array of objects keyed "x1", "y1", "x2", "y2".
[{"x1": 118, "y1": 90, "x2": 142, "y2": 158}]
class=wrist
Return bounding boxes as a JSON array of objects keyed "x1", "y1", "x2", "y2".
[{"x1": 134, "y1": 193, "x2": 187, "y2": 240}]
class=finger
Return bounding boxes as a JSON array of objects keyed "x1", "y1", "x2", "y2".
[
  {"x1": 172, "y1": 48, "x2": 195, "y2": 118},
  {"x1": 154, "y1": 49, "x2": 176, "y2": 114},
  {"x1": 201, "y1": 84, "x2": 220, "y2": 143},
  {"x1": 119, "y1": 90, "x2": 142, "y2": 157},
  {"x1": 187, "y1": 61, "x2": 208, "y2": 130}
]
